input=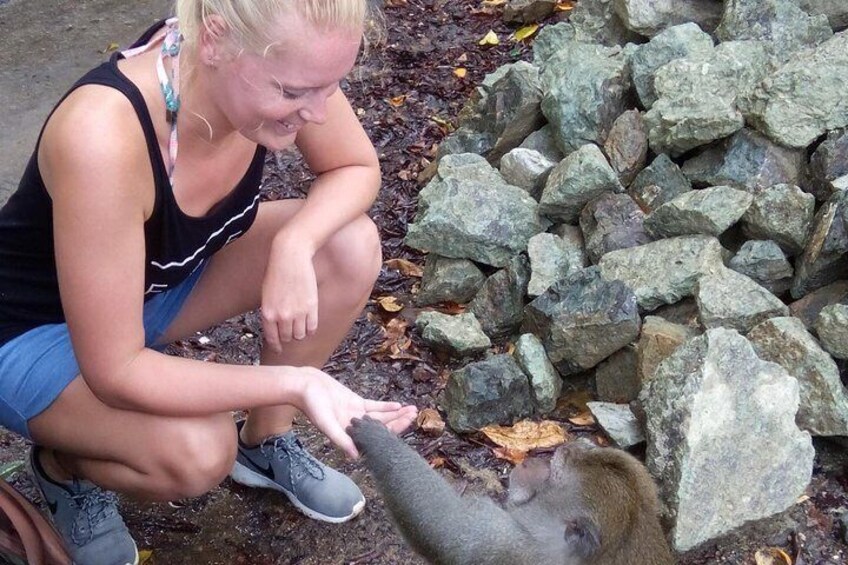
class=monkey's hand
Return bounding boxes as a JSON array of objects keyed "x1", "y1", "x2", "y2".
[{"x1": 348, "y1": 416, "x2": 399, "y2": 461}]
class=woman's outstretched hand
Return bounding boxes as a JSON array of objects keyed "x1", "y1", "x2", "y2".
[{"x1": 291, "y1": 366, "x2": 418, "y2": 458}]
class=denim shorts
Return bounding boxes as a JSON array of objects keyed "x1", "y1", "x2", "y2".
[{"x1": 0, "y1": 263, "x2": 205, "y2": 439}]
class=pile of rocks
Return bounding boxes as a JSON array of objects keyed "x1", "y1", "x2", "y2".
[{"x1": 404, "y1": 0, "x2": 848, "y2": 553}]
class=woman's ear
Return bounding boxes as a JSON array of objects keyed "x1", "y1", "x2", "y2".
[{"x1": 198, "y1": 13, "x2": 229, "y2": 67}]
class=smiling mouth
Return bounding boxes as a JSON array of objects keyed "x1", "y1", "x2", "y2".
[{"x1": 277, "y1": 120, "x2": 300, "y2": 133}]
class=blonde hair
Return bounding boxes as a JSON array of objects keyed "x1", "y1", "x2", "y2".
[{"x1": 175, "y1": 0, "x2": 370, "y2": 55}]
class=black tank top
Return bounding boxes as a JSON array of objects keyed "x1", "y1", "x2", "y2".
[{"x1": 0, "y1": 22, "x2": 267, "y2": 347}]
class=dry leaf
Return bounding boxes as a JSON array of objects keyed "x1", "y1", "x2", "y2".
[
  {"x1": 513, "y1": 24, "x2": 539, "y2": 42},
  {"x1": 386, "y1": 0, "x2": 408, "y2": 6},
  {"x1": 554, "y1": 0, "x2": 576, "y2": 11},
  {"x1": 417, "y1": 408, "x2": 446, "y2": 435},
  {"x1": 568, "y1": 412, "x2": 596, "y2": 426},
  {"x1": 478, "y1": 30, "x2": 500, "y2": 46},
  {"x1": 377, "y1": 296, "x2": 404, "y2": 312},
  {"x1": 388, "y1": 94, "x2": 407, "y2": 107},
  {"x1": 557, "y1": 390, "x2": 593, "y2": 413},
  {"x1": 428, "y1": 455, "x2": 446, "y2": 469},
  {"x1": 453, "y1": 67, "x2": 467, "y2": 78},
  {"x1": 482, "y1": 0, "x2": 507, "y2": 5},
  {"x1": 384, "y1": 258, "x2": 424, "y2": 277},
  {"x1": 754, "y1": 548, "x2": 792, "y2": 565},
  {"x1": 480, "y1": 420, "x2": 568, "y2": 452},
  {"x1": 492, "y1": 446, "x2": 527, "y2": 465},
  {"x1": 139, "y1": 550, "x2": 154, "y2": 564},
  {"x1": 506, "y1": 342, "x2": 516, "y2": 355},
  {"x1": 437, "y1": 301, "x2": 467, "y2": 315}
]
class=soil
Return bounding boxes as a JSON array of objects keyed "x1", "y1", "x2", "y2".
[{"x1": 2, "y1": 1, "x2": 848, "y2": 564}]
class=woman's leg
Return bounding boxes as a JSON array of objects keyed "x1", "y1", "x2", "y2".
[{"x1": 158, "y1": 199, "x2": 383, "y2": 443}]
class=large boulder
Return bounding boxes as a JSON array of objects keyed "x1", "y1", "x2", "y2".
[{"x1": 641, "y1": 328, "x2": 814, "y2": 551}]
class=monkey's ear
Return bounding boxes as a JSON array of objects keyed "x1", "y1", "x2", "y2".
[{"x1": 564, "y1": 517, "x2": 601, "y2": 558}]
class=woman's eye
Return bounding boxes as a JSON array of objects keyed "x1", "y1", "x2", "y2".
[{"x1": 281, "y1": 89, "x2": 303, "y2": 100}]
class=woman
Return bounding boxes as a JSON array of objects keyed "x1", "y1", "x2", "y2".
[{"x1": 0, "y1": 1, "x2": 417, "y2": 564}]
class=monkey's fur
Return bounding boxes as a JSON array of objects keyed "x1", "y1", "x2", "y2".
[{"x1": 349, "y1": 417, "x2": 674, "y2": 565}]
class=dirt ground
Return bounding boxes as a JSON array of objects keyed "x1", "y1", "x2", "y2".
[{"x1": 2, "y1": 1, "x2": 848, "y2": 564}]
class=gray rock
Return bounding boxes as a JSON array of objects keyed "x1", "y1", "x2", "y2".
[
  {"x1": 645, "y1": 41, "x2": 773, "y2": 156},
  {"x1": 645, "y1": 186, "x2": 754, "y2": 239},
  {"x1": 567, "y1": 0, "x2": 643, "y2": 47},
  {"x1": 796, "y1": 0, "x2": 848, "y2": 30},
  {"x1": 469, "y1": 255, "x2": 531, "y2": 339},
  {"x1": 499, "y1": 148, "x2": 557, "y2": 200},
  {"x1": 641, "y1": 328, "x2": 814, "y2": 551},
  {"x1": 527, "y1": 232, "x2": 587, "y2": 297},
  {"x1": 791, "y1": 191, "x2": 848, "y2": 298},
  {"x1": 541, "y1": 43, "x2": 634, "y2": 154},
  {"x1": 436, "y1": 152, "x2": 506, "y2": 185},
  {"x1": 598, "y1": 235, "x2": 727, "y2": 311},
  {"x1": 539, "y1": 144, "x2": 624, "y2": 224},
  {"x1": 603, "y1": 110, "x2": 648, "y2": 186},
  {"x1": 729, "y1": 240, "x2": 794, "y2": 294},
  {"x1": 514, "y1": 333, "x2": 562, "y2": 413},
  {"x1": 815, "y1": 304, "x2": 848, "y2": 359},
  {"x1": 788, "y1": 280, "x2": 848, "y2": 328},
  {"x1": 579, "y1": 193, "x2": 651, "y2": 264},
  {"x1": 523, "y1": 267, "x2": 641, "y2": 375},
  {"x1": 629, "y1": 23, "x2": 715, "y2": 109},
  {"x1": 741, "y1": 32, "x2": 848, "y2": 148},
  {"x1": 519, "y1": 124, "x2": 565, "y2": 163},
  {"x1": 696, "y1": 268, "x2": 790, "y2": 333},
  {"x1": 416, "y1": 255, "x2": 487, "y2": 306},
  {"x1": 681, "y1": 129, "x2": 806, "y2": 192},
  {"x1": 749, "y1": 316, "x2": 848, "y2": 435},
  {"x1": 652, "y1": 298, "x2": 703, "y2": 328},
  {"x1": 741, "y1": 183, "x2": 815, "y2": 256},
  {"x1": 614, "y1": 0, "x2": 723, "y2": 37},
  {"x1": 587, "y1": 401, "x2": 645, "y2": 448},
  {"x1": 503, "y1": 0, "x2": 557, "y2": 23},
  {"x1": 532, "y1": 22, "x2": 581, "y2": 67},
  {"x1": 595, "y1": 345, "x2": 641, "y2": 403},
  {"x1": 628, "y1": 153, "x2": 693, "y2": 212},
  {"x1": 716, "y1": 0, "x2": 833, "y2": 60},
  {"x1": 637, "y1": 316, "x2": 699, "y2": 384},
  {"x1": 406, "y1": 169, "x2": 545, "y2": 268},
  {"x1": 415, "y1": 311, "x2": 492, "y2": 357},
  {"x1": 807, "y1": 129, "x2": 848, "y2": 201},
  {"x1": 443, "y1": 354, "x2": 535, "y2": 432},
  {"x1": 436, "y1": 127, "x2": 495, "y2": 160},
  {"x1": 483, "y1": 61, "x2": 547, "y2": 161}
]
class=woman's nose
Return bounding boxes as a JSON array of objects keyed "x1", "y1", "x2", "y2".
[{"x1": 298, "y1": 92, "x2": 329, "y2": 125}]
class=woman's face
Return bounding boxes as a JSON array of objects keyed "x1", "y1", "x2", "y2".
[{"x1": 208, "y1": 15, "x2": 362, "y2": 150}]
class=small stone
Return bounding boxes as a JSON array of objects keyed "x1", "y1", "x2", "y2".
[
  {"x1": 415, "y1": 311, "x2": 492, "y2": 357},
  {"x1": 503, "y1": 0, "x2": 557, "y2": 23},
  {"x1": 527, "y1": 232, "x2": 586, "y2": 297},
  {"x1": 603, "y1": 110, "x2": 648, "y2": 186},
  {"x1": 741, "y1": 184, "x2": 815, "y2": 257},
  {"x1": 469, "y1": 255, "x2": 530, "y2": 339},
  {"x1": 519, "y1": 124, "x2": 565, "y2": 163},
  {"x1": 637, "y1": 316, "x2": 699, "y2": 384},
  {"x1": 614, "y1": 0, "x2": 723, "y2": 37},
  {"x1": 791, "y1": 191, "x2": 848, "y2": 299},
  {"x1": 808, "y1": 129, "x2": 848, "y2": 202},
  {"x1": 729, "y1": 240, "x2": 794, "y2": 295},
  {"x1": 595, "y1": 345, "x2": 641, "y2": 404},
  {"x1": 499, "y1": 148, "x2": 557, "y2": 200},
  {"x1": 416, "y1": 255, "x2": 487, "y2": 306},
  {"x1": 586, "y1": 402, "x2": 645, "y2": 448},
  {"x1": 789, "y1": 280, "x2": 848, "y2": 329},
  {"x1": 579, "y1": 193, "x2": 651, "y2": 264},
  {"x1": 695, "y1": 268, "x2": 789, "y2": 333},
  {"x1": 815, "y1": 304, "x2": 848, "y2": 359},
  {"x1": 645, "y1": 186, "x2": 753, "y2": 239},
  {"x1": 628, "y1": 153, "x2": 692, "y2": 212},
  {"x1": 514, "y1": 333, "x2": 562, "y2": 413}
]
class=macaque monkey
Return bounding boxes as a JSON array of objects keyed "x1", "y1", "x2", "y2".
[{"x1": 349, "y1": 417, "x2": 673, "y2": 565}]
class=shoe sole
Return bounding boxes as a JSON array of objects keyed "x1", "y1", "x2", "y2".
[{"x1": 229, "y1": 460, "x2": 365, "y2": 524}]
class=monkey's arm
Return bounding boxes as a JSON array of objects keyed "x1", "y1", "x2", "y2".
[{"x1": 349, "y1": 417, "x2": 528, "y2": 565}]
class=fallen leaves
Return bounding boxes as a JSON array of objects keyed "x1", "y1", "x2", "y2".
[
  {"x1": 384, "y1": 258, "x2": 423, "y2": 277},
  {"x1": 555, "y1": 0, "x2": 576, "y2": 11},
  {"x1": 376, "y1": 295, "x2": 404, "y2": 312},
  {"x1": 453, "y1": 67, "x2": 468, "y2": 78},
  {"x1": 478, "y1": 30, "x2": 500, "y2": 46},
  {"x1": 480, "y1": 420, "x2": 569, "y2": 452},
  {"x1": 754, "y1": 548, "x2": 792, "y2": 565},
  {"x1": 388, "y1": 94, "x2": 408, "y2": 107},
  {"x1": 371, "y1": 316, "x2": 420, "y2": 361},
  {"x1": 416, "y1": 408, "x2": 446, "y2": 435},
  {"x1": 567, "y1": 412, "x2": 596, "y2": 427},
  {"x1": 512, "y1": 24, "x2": 539, "y2": 42}
]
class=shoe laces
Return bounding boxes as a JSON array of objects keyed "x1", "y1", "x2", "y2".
[
  {"x1": 262, "y1": 434, "x2": 325, "y2": 483},
  {"x1": 69, "y1": 484, "x2": 119, "y2": 545}
]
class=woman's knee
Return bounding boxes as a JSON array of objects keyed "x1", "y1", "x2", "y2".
[
  {"x1": 151, "y1": 416, "x2": 237, "y2": 500},
  {"x1": 320, "y1": 214, "x2": 382, "y2": 293}
]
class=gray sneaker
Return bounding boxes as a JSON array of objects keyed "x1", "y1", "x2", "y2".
[
  {"x1": 229, "y1": 420, "x2": 365, "y2": 523},
  {"x1": 30, "y1": 447, "x2": 138, "y2": 565}
]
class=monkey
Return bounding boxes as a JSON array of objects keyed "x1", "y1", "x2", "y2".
[{"x1": 348, "y1": 417, "x2": 674, "y2": 565}]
